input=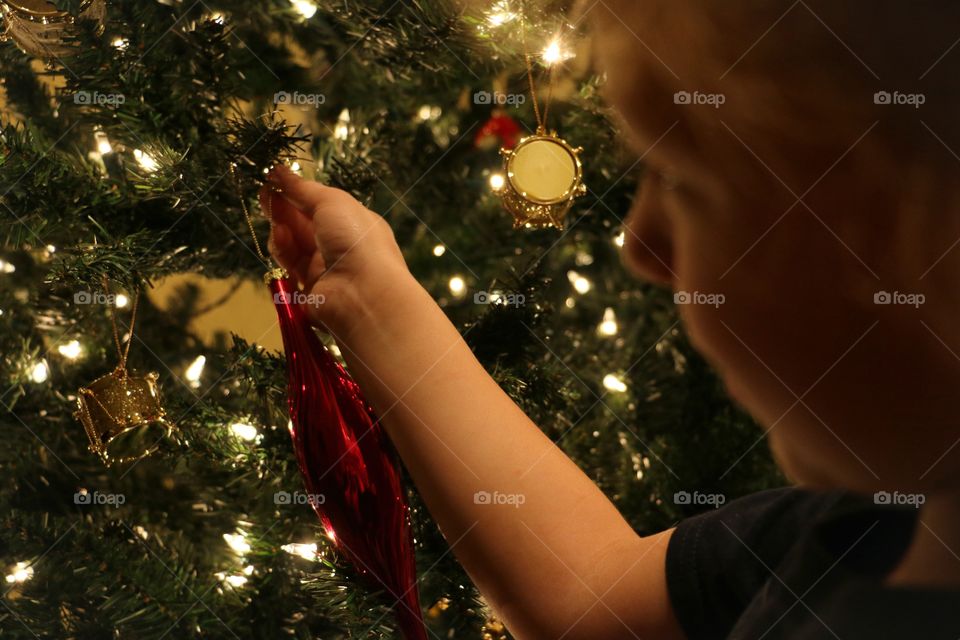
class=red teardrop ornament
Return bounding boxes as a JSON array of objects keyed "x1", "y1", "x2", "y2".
[{"x1": 269, "y1": 275, "x2": 427, "y2": 640}]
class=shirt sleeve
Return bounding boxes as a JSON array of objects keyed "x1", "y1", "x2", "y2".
[{"x1": 665, "y1": 488, "x2": 845, "y2": 640}]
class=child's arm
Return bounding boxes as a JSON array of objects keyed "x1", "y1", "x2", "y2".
[{"x1": 264, "y1": 167, "x2": 683, "y2": 640}]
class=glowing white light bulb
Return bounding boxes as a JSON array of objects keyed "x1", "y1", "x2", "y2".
[
  {"x1": 603, "y1": 374, "x2": 627, "y2": 393},
  {"x1": 185, "y1": 355, "x2": 206, "y2": 387},
  {"x1": 567, "y1": 270, "x2": 592, "y2": 294},
  {"x1": 58, "y1": 340, "x2": 83, "y2": 360},
  {"x1": 0, "y1": 259, "x2": 15, "y2": 274},
  {"x1": 230, "y1": 422, "x2": 259, "y2": 442},
  {"x1": 114, "y1": 293, "x2": 129, "y2": 308},
  {"x1": 486, "y1": 1, "x2": 517, "y2": 27},
  {"x1": 112, "y1": 37, "x2": 128, "y2": 50},
  {"x1": 542, "y1": 38, "x2": 572, "y2": 66},
  {"x1": 291, "y1": 0, "x2": 317, "y2": 19},
  {"x1": 5, "y1": 562, "x2": 33, "y2": 584},
  {"x1": 134, "y1": 149, "x2": 159, "y2": 172},
  {"x1": 282, "y1": 542, "x2": 318, "y2": 560},
  {"x1": 30, "y1": 360, "x2": 49, "y2": 384},
  {"x1": 489, "y1": 172, "x2": 506, "y2": 191},
  {"x1": 615, "y1": 231, "x2": 625, "y2": 248},
  {"x1": 334, "y1": 109, "x2": 350, "y2": 140},
  {"x1": 289, "y1": 161, "x2": 301, "y2": 173},
  {"x1": 223, "y1": 531, "x2": 250, "y2": 555},
  {"x1": 95, "y1": 131, "x2": 113, "y2": 155},
  {"x1": 223, "y1": 573, "x2": 247, "y2": 587},
  {"x1": 432, "y1": 244, "x2": 446, "y2": 257},
  {"x1": 448, "y1": 276, "x2": 466, "y2": 297},
  {"x1": 598, "y1": 308, "x2": 618, "y2": 336}
]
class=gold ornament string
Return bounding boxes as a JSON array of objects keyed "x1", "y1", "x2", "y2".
[
  {"x1": 229, "y1": 163, "x2": 287, "y2": 282},
  {"x1": 519, "y1": 0, "x2": 556, "y2": 135},
  {"x1": 102, "y1": 275, "x2": 139, "y2": 374},
  {"x1": 229, "y1": 163, "x2": 270, "y2": 263}
]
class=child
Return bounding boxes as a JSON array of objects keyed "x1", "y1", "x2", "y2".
[{"x1": 262, "y1": 1, "x2": 960, "y2": 637}]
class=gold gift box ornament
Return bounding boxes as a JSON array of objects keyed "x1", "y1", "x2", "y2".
[{"x1": 75, "y1": 366, "x2": 169, "y2": 465}]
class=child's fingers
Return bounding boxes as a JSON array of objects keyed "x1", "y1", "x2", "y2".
[
  {"x1": 267, "y1": 221, "x2": 303, "y2": 283},
  {"x1": 266, "y1": 164, "x2": 333, "y2": 213},
  {"x1": 267, "y1": 165, "x2": 361, "y2": 227},
  {"x1": 260, "y1": 186, "x2": 315, "y2": 254}
]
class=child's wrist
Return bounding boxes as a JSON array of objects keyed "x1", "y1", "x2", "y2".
[{"x1": 327, "y1": 267, "x2": 426, "y2": 348}]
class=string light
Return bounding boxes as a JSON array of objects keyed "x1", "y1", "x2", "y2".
[
  {"x1": 486, "y1": 1, "x2": 517, "y2": 27},
  {"x1": 216, "y1": 566, "x2": 253, "y2": 588},
  {"x1": 185, "y1": 355, "x2": 206, "y2": 387},
  {"x1": 95, "y1": 130, "x2": 112, "y2": 155},
  {"x1": 598, "y1": 308, "x2": 618, "y2": 337},
  {"x1": 229, "y1": 422, "x2": 259, "y2": 442},
  {"x1": 432, "y1": 244, "x2": 446, "y2": 257},
  {"x1": 58, "y1": 340, "x2": 83, "y2": 360},
  {"x1": 416, "y1": 105, "x2": 441, "y2": 121},
  {"x1": 603, "y1": 373, "x2": 627, "y2": 393},
  {"x1": 30, "y1": 360, "x2": 49, "y2": 384},
  {"x1": 334, "y1": 109, "x2": 350, "y2": 140},
  {"x1": 448, "y1": 276, "x2": 466, "y2": 297},
  {"x1": 567, "y1": 270, "x2": 592, "y2": 294},
  {"x1": 614, "y1": 231, "x2": 625, "y2": 248},
  {"x1": 289, "y1": 161, "x2": 302, "y2": 174},
  {"x1": 5, "y1": 562, "x2": 33, "y2": 584},
  {"x1": 223, "y1": 574, "x2": 247, "y2": 587},
  {"x1": 291, "y1": 0, "x2": 317, "y2": 19},
  {"x1": 133, "y1": 149, "x2": 159, "y2": 172},
  {"x1": 111, "y1": 37, "x2": 128, "y2": 50},
  {"x1": 282, "y1": 542, "x2": 318, "y2": 560},
  {"x1": 542, "y1": 37, "x2": 573, "y2": 66},
  {"x1": 488, "y1": 173, "x2": 506, "y2": 192},
  {"x1": 223, "y1": 530, "x2": 251, "y2": 555},
  {"x1": 0, "y1": 259, "x2": 15, "y2": 274},
  {"x1": 115, "y1": 293, "x2": 129, "y2": 308}
]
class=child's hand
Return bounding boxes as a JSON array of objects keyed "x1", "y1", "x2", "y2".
[{"x1": 261, "y1": 165, "x2": 413, "y2": 334}]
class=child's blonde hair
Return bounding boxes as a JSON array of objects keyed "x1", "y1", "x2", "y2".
[{"x1": 584, "y1": 0, "x2": 960, "y2": 179}]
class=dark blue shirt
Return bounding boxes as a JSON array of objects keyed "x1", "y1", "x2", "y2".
[{"x1": 666, "y1": 488, "x2": 960, "y2": 639}]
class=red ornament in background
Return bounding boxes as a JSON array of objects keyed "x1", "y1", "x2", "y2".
[
  {"x1": 269, "y1": 274, "x2": 427, "y2": 640},
  {"x1": 474, "y1": 111, "x2": 522, "y2": 151}
]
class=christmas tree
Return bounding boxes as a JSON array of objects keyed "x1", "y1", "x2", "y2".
[{"x1": 0, "y1": 1, "x2": 781, "y2": 637}]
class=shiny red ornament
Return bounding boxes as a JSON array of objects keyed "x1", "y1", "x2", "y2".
[
  {"x1": 269, "y1": 274, "x2": 427, "y2": 640},
  {"x1": 474, "y1": 111, "x2": 522, "y2": 151}
]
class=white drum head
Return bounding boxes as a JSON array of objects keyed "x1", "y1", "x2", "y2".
[{"x1": 508, "y1": 137, "x2": 578, "y2": 204}]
